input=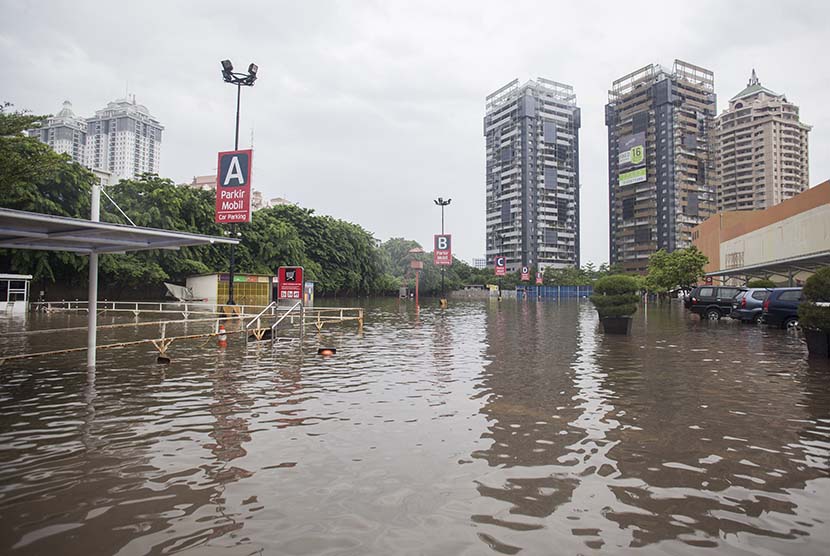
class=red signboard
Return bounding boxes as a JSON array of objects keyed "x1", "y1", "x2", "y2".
[
  {"x1": 536, "y1": 272, "x2": 543, "y2": 285},
  {"x1": 215, "y1": 149, "x2": 253, "y2": 223},
  {"x1": 494, "y1": 256, "x2": 506, "y2": 277},
  {"x1": 277, "y1": 266, "x2": 304, "y2": 301},
  {"x1": 521, "y1": 266, "x2": 530, "y2": 281},
  {"x1": 433, "y1": 234, "x2": 452, "y2": 266}
]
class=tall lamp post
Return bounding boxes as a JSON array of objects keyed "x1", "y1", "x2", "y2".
[
  {"x1": 220, "y1": 59, "x2": 258, "y2": 304},
  {"x1": 434, "y1": 197, "x2": 451, "y2": 306}
]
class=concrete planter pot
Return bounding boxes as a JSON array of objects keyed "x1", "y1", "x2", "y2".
[
  {"x1": 600, "y1": 316, "x2": 633, "y2": 335},
  {"x1": 804, "y1": 328, "x2": 830, "y2": 359}
]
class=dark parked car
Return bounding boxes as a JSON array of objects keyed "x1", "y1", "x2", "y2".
[
  {"x1": 685, "y1": 285, "x2": 744, "y2": 320},
  {"x1": 762, "y1": 287, "x2": 803, "y2": 329},
  {"x1": 731, "y1": 288, "x2": 771, "y2": 323}
]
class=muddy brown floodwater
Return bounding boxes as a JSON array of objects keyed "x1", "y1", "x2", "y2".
[{"x1": 1, "y1": 299, "x2": 830, "y2": 555}]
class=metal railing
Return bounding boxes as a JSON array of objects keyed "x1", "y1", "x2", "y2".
[
  {"x1": 245, "y1": 301, "x2": 277, "y2": 330},
  {"x1": 271, "y1": 301, "x2": 303, "y2": 334},
  {"x1": 31, "y1": 300, "x2": 274, "y2": 317}
]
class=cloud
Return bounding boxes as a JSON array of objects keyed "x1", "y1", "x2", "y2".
[{"x1": 2, "y1": 0, "x2": 827, "y2": 264}]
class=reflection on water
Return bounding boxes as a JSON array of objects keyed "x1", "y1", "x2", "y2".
[{"x1": 1, "y1": 299, "x2": 829, "y2": 554}]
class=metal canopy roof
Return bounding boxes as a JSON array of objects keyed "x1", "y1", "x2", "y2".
[
  {"x1": 705, "y1": 250, "x2": 830, "y2": 280},
  {"x1": 0, "y1": 207, "x2": 238, "y2": 254}
]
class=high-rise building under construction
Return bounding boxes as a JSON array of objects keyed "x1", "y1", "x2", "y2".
[
  {"x1": 484, "y1": 78, "x2": 581, "y2": 273},
  {"x1": 605, "y1": 60, "x2": 717, "y2": 273}
]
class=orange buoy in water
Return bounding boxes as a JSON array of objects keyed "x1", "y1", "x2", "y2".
[
  {"x1": 218, "y1": 325, "x2": 227, "y2": 348},
  {"x1": 318, "y1": 348, "x2": 336, "y2": 356}
]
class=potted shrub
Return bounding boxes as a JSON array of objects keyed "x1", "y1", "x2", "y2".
[
  {"x1": 591, "y1": 275, "x2": 640, "y2": 335},
  {"x1": 799, "y1": 267, "x2": 830, "y2": 358}
]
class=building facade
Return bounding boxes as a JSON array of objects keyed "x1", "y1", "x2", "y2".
[
  {"x1": 27, "y1": 101, "x2": 88, "y2": 164},
  {"x1": 692, "y1": 179, "x2": 829, "y2": 285},
  {"x1": 85, "y1": 97, "x2": 163, "y2": 181},
  {"x1": 606, "y1": 60, "x2": 717, "y2": 273},
  {"x1": 484, "y1": 78, "x2": 581, "y2": 273},
  {"x1": 471, "y1": 257, "x2": 487, "y2": 270},
  {"x1": 714, "y1": 70, "x2": 811, "y2": 212},
  {"x1": 186, "y1": 175, "x2": 217, "y2": 191}
]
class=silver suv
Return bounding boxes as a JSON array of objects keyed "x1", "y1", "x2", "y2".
[{"x1": 730, "y1": 288, "x2": 771, "y2": 324}]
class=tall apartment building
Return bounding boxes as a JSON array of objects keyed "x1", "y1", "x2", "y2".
[
  {"x1": 606, "y1": 60, "x2": 717, "y2": 273},
  {"x1": 484, "y1": 78, "x2": 581, "y2": 273},
  {"x1": 86, "y1": 97, "x2": 163, "y2": 181},
  {"x1": 27, "y1": 101, "x2": 88, "y2": 164},
  {"x1": 714, "y1": 70, "x2": 811, "y2": 211}
]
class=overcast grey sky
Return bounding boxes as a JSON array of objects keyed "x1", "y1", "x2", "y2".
[{"x1": 2, "y1": 0, "x2": 828, "y2": 265}]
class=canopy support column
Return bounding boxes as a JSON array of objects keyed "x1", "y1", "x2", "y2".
[
  {"x1": 87, "y1": 184, "x2": 101, "y2": 368},
  {"x1": 87, "y1": 253, "x2": 98, "y2": 368}
]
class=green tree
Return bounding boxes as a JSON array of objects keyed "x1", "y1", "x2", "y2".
[
  {"x1": 0, "y1": 103, "x2": 96, "y2": 282},
  {"x1": 644, "y1": 247, "x2": 708, "y2": 294},
  {"x1": 100, "y1": 175, "x2": 228, "y2": 286}
]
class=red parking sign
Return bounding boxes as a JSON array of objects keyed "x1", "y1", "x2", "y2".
[
  {"x1": 215, "y1": 149, "x2": 253, "y2": 223},
  {"x1": 434, "y1": 234, "x2": 452, "y2": 266},
  {"x1": 494, "y1": 256, "x2": 506, "y2": 277},
  {"x1": 521, "y1": 266, "x2": 530, "y2": 281}
]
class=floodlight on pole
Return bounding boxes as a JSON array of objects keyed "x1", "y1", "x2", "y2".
[
  {"x1": 219, "y1": 58, "x2": 259, "y2": 304},
  {"x1": 433, "y1": 197, "x2": 451, "y2": 306}
]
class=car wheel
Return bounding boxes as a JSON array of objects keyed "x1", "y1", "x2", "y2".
[
  {"x1": 753, "y1": 314, "x2": 762, "y2": 325},
  {"x1": 783, "y1": 317, "x2": 799, "y2": 331},
  {"x1": 706, "y1": 308, "x2": 721, "y2": 320}
]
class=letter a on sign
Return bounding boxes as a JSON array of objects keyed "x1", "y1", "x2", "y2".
[
  {"x1": 215, "y1": 149, "x2": 253, "y2": 224},
  {"x1": 224, "y1": 156, "x2": 245, "y2": 186}
]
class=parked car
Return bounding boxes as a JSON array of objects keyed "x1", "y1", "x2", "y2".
[
  {"x1": 762, "y1": 288, "x2": 803, "y2": 329},
  {"x1": 685, "y1": 285, "x2": 744, "y2": 320},
  {"x1": 731, "y1": 288, "x2": 772, "y2": 323}
]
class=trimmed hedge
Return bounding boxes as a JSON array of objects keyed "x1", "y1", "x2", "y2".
[
  {"x1": 591, "y1": 275, "x2": 639, "y2": 318},
  {"x1": 799, "y1": 267, "x2": 830, "y2": 332}
]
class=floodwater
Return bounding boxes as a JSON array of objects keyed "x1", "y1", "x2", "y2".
[{"x1": 1, "y1": 299, "x2": 830, "y2": 555}]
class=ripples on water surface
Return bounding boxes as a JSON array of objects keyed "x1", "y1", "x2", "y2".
[{"x1": 1, "y1": 299, "x2": 829, "y2": 555}]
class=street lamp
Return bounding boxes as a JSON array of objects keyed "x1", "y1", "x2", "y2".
[
  {"x1": 434, "y1": 197, "x2": 451, "y2": 306},
  {"x1": 220, "y1": 59, "x2": 258, "y2": 305}
]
